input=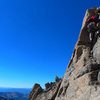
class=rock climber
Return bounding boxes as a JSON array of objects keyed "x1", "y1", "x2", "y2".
[{"x1": 87, "y1": 15, "x2": 100, "y2": 43}]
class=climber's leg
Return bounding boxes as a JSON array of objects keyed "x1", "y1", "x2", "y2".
[
  {"x1": 89, "y1": 32, "x2": 93, "y2": 42},
  {"x1": 89, "y1": 32, "x2": 95, "y2": 50}
]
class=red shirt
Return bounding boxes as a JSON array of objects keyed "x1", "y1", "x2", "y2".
[{"x1": 87, "y1": 15, "x2": 98, "y2": 25}]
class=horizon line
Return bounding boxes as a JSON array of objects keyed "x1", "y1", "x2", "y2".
[{"x1": 0, "y1": 86, "x2": 32, "y2": 89}]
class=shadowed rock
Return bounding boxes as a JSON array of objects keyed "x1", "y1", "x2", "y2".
[
  {"x1": 55, "y1": 76, "x2": 61, "y2": 82},
  {"x1": 29, "y1": 84, "x2": 43, "y2": 100},
  {"x1": 29, "y1": 77, "x2": 61, "y2": 100}
]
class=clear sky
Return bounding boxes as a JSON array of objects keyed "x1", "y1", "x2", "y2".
[{"x1": 0, "y1": 0, "x2": 100, "y2": 88}]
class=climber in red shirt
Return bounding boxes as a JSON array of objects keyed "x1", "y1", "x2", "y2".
[{"x1": 87, "y1": 15, "x2": 100, "y2": 42}]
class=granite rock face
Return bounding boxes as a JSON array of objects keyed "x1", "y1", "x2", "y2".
[
  {"x1": 29, "y1": 77, "x2": 62, "y2": 100},
  {"x1": 29, "y1": 7, "x2": 100, "y2": 100},
  {"x1": 55, "y1": 7, "x2": 100, "y2": 100}
]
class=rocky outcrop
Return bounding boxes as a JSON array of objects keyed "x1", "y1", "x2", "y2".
[
  {"x1": 55, "y1": 7, "x2": 100, "y2": 100},
  {"x1": 29, "y1": 76, "x2": 61, "y2": 100},
  {"x1": 29, "y1": 7, "x2": 100, "y2": 100},
  {"x1": 29, "y1": 84, "x2": 43, "y2": 100}
]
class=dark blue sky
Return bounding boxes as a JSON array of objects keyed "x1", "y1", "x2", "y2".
[{"x1": 0, "y1": 0, "x2": 100, "y2": 88}]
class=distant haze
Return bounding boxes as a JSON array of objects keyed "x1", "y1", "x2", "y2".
[{"x1": 0, "y1": 87, "x2": 31, "y2": 94}]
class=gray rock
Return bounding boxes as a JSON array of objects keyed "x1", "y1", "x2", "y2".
[
  {"x1": 29, "y1": 7, "x2": 100, "y2": 100},
  {"x1": 29, "y1": 78, "x2": 62, "y2": 100},
  {"x1": 29, "y1": 84, "x2": 43, "y2": 100},
  {"x1": 45, "y1": 82, "x2": 51, "y2": 90},
  {"x1": 55, "y1": 7, "x2": 100, "y2": 100}
]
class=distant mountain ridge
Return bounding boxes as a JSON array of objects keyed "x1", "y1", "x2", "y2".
[
  {"x1": 0, "y1": 88, "x2": 31, "y2": 94},
  {"x1": 0, "y1": 96, "x2": 14, "y2": 100},
  {"x1": 0, "y1": 92, "x2": 29, "y2": 100}
]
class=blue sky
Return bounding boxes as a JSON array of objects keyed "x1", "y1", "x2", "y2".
[{"x1": 0, "y1": 0, "x2": 100, "y2": 88}]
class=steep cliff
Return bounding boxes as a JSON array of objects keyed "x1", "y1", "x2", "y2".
[{"x1": 29, "y1": 7, "x2": 100, "y2": 100}]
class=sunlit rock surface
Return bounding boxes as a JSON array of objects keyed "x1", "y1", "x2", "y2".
[{"x1": 29, "y1": 7, "x2": 100, "y2": 100}]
